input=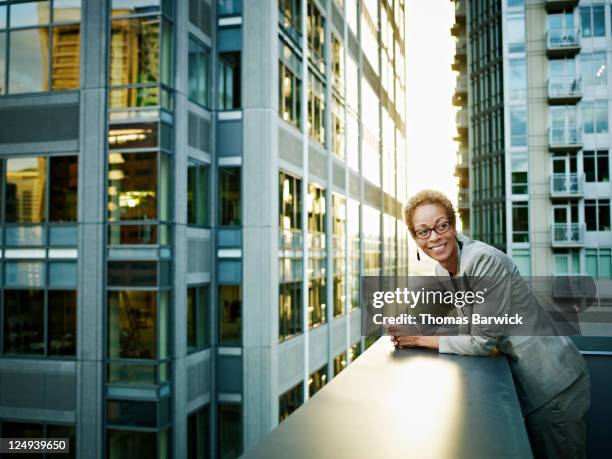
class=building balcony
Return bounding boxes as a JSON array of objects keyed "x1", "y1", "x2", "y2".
[
  {"x1": 546, "y1": 29, "x2": 581, "y2": 58},
  {"x1": 551, "y1": 223, "x2": 585, "y2": 247},
  {"x1": 453, "y1": 75, "x2": 468, "y2": 106},
  {"x1": 456, "y1": 146, "x2": 469, "y2": 168},
  {"x1": 456, "y1": 75, "x2": 467, "y2": 94},
  {"x1": 244, "y1": 338, "x2": 532, "y2": 458},
  {"x1": 454, "y1": 0, "x2": 466, "y2": 23},
  {"x1": 549, "y1": 126, "x2": 582, "y2": 152},
  {"x1": 550, "y1": 173, "x2": 585, "y2": 198},
  {"x1": 450, "y1": 23, "x2": 463, "y2": 37},
  {"x1": 455, "y1": 37, "x2": 467, "y2": 60},
  {"x1": 456, "y1": 109, "x2": 468, "y2": 131},
  {"x1": 458, "y1": 189, "x2": 470, "y2": 209},
  {"x1": 548, "y1": 76, "x2": 582, "y2": 104},
  {"x1": 545, "y1": 0, "x2": 579, "y2": 12}
]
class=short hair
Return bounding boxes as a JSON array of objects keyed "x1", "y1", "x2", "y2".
[{"x1": 403, "y1": 189, "x2": 456, "y2": 236}]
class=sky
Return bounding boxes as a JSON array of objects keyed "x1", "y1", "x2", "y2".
[
  {"x1": 405, "y1": 0, "x2": 457, "y2": 204},
  {"x1": 404, "y1": 0, "x2": 458, "y2": 273}
]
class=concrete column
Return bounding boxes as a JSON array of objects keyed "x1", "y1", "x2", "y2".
[
  {"x1": 76, "y1": 1, "x2": 109, "y2": 458},
  {"x1": 172, "y1": 1, "x2": 190, "y2": 457},
  {"x1": 241, "y1": 0, "x2": 279, "y2": 450}
]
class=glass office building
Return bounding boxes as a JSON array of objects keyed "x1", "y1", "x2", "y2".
[
  {"x1": 0, "y1": 0, "x2": 407, "y2": 457},
  {"x1": 452, "y1": 0, "x2": 612, "y2": 277}
]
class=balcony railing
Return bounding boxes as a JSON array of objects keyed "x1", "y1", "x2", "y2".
[
  {"x1": 456, "y1": 75, "x2": 467, "y2": 93},
  {"x1": 458, "y1": 189, "x2": 470, "y2": 208},
  {"x1": 455, "y1": 0, "x2": 466, "y2": 21},
  {"x1": 456, "y1": 147, "x2": 468, "y2": 167},
  {"x1": 548, "y1": 76, "x2": 582, "y2": 103},
  {"x1": 549, "y1": 126, "x2": 582, "y2": 150},
  {"x1": 244, "y1": 338, "x2": 532, "y2": 458},
  {"x1": 551, "y1": 223, "x2": 585, "y2": 246},
  {"x1": 550, "y1": 173, "x2": 585, "y2": 197},
  {"x1": 456, "y1": 109, "x2": 468, "y2": 129},
  {"x1": 455, "y1": 37, "x2": 467, "y2": 57},
  {"x1": 546, "y1": 28, "x2": 581, "y2": 56}
]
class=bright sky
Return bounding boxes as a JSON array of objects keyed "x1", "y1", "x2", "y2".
[
  {"x1": 404, "y1": 0, "x2": 458, "y2": 273},
  {"x1": 405, "y1": 0, "x2": 457, "y2": 203}
]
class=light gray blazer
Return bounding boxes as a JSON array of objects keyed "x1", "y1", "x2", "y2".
[{"x1": 437, "y1": 233, "x2": 587, "y2": 415}]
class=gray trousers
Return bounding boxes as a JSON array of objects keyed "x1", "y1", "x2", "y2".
[{"x1": 524, "y1": 369, "x2": 591, "y2": 459}]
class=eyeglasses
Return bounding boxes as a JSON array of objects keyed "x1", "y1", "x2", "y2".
[{"x1": 414, "y1": 221, "x2": 452, "y2": 239}]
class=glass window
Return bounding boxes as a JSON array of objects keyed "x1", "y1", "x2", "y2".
[
  {"x1": 510, "y1": 107, "x2": 527, "y2": 147},
  {"x1": 187, "y1": 286, "x2": 209, "y2": 351},
  {"x1": 50, "y1": 156, "x2": 78, "y2": 221},
  {"x1": 54, "y1": 0, "x2": 81, "y2": 22},
  {"x1": 5, "y1": 157, "x2": 46, "y2": 223},
  {"x1": 331, "y1": 34, "x2": 343, "y2": 93},
  {"x1": 219, "y1": 285, "x2": 241, "y2": 345},
  {"x1": 187, "y1": 161, "x2": 210, "y2": 226},
  {"x1": 332, "y1": 194, "x2": 346, "y2": 317},
  {"x1": 511, "y1": 155, "x2": 528, "y2": 194},
  {"x1": 279, "y1": 171, "x2": 302, "y2": 231},
  {"x1": 218, "y1": 51, "x2": 241, "y2": 110},
  {"x1": 3, "y1": 290, "x2": 44, "y2": 354},
  {"x1": 308, "y1": 73, "x2": 326, "y2": 144},
  {"x1": 309, "y1": 365, "x2": 326, "y2": 397},
  {"x1": 108, "y1": 291, "x2": 159, "y2": 359},
  {"x1": 188, "y1": 36, "x2": 210, "y2": 107},
  {"x1": 512, "y1": 201, "x2": 529, "y2": 242},
  {"x1": 508, "y1": 58, "x2": 526, "y2": 100},
  {"x1": 581, "y1": 5, "x2": 605, "y2": 38},
  {"x1": 308, "y1": 0, "x2": 325, "y2": 72},
  {"x1": 218, "y1": 404, "x2": 242, "y2": 459},
  {"x1": 0, "y1": 32, "x2": 5, "y2": 95},
  {"x1": 279, "y1": 382, "x2": 303, "y2": 422},
  {"x1": 108, "y1": 152, "x2": 158, "y2": 221},
  {"x1": 219, "y1": 167, "x2": 241, "y2": 226},
  {"x1": 581, "y1": 53, "x2": 607, "y2": 87},
  {"x1": 507, "y1": 16, "x2": 525, "y2": 53},
  {"x1": 108, "y1": 122, "x2": 158, "y2": 150},
  {"x1": 584, "y1": 150, "x2": 610, "y2": 182},
  {"x1": 279, "y1": 282, "x2": 302, "y2": 341},
  {"x1": 333, "y1": 351, "x2": 346, "y2": 375},
  {"x1": 110, "y1": 17, "x2": 161, "y2": 85},
  {"x1": 9, "y1": 28, "x2": 48, "y2": 94},
  {"x1": 47, "y1": 290, "x2": 77, "y2": 356},
  {"x1": 279, "y1": 42, "x2": 302, "y2": 127},
  {"x1": 278, "y1": 0, "x2": 301, "y2": 41},
  {"x1": 585, "y1": 199, "x2": 610, "y2": 231},
  {"x1": 332, "y1": 95, "x2": 345, "y2": 159},
  {"x1": 188, "y1": 405, "x2": 210, "y2": 459},
  {"x1": 107, "y1": 430, "x2": 157, "y2": 459},
  {"x1": 10, "y1": 2, "x2": 50, "y2": 28},
  {"x1": 583, "y1": 100, "x2": 608, "y2": 134}
]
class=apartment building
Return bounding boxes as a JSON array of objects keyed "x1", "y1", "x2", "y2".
[
  {"x1": 0, "y1": 0, "x2": 407, "y2": 457},
  {"x1": 452, "y1": 0, "x2": 612, "y2": 278}
]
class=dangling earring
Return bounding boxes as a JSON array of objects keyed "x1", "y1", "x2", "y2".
[{"x1": 416, "y1": 249, "x2": 421, "y2": 261}]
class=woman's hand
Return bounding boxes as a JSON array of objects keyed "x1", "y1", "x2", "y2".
[{"x1": 390, "y1": 335, "x2": 440, "y2": 350}]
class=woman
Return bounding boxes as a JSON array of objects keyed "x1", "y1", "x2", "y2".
[{"x1": 390, "y1": 189, "x2": 590, "y2": 459}]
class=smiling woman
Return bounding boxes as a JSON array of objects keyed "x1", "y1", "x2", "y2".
[{"x1": 394, "y1": 189, "x2": 592, "y2": 459}]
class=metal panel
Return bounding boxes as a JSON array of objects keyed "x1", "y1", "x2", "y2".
[
  {"x1": 216, "y1": 355, "x2": 243, "y2": 394},
  {"x1": 217, "y1": 120, "x2": 243, "y2": 156},
  {"x1": 218, "y1": 27, "x2": 242, "y2": 52},
  {"x1": 278, "y1": 126, "x2": 302, "y2": 168},
  {"x1": 187, "y1": 356, "x2": 212, "y2": 402},
  {"x1": 349, "y1": 172, "x2": 360, "y2": 197},
  {"x1": 0, "y1": 104, "x2": 79, "y2": 144},
  {"x1": 333, "y1": 161, "x2": 345, "y2": 189},
  {"x1": 308, "y1": 147, "x2": 326, "y2": 180},
  {"x1": 364, "y1": 181, "x2": 381, "y2": 209},
  {"x1": 187, "y1": 238, "x2": 212, "y2": 274},
  {"x1": 331, "y1": 3, "x2": 344, "y2": 34}
]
